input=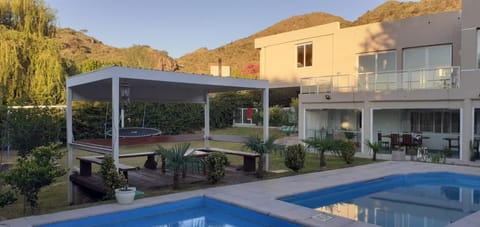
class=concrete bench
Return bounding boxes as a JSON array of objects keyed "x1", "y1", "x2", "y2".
[
  {"x1": 77, "y1": 156, "x2": 139, "y2": 179},
  {"x1": 197, "y1": 147, "x2": 259, "y2": 172}
]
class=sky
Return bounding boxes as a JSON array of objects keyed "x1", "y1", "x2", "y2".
[{"x1": 45, "y1": 0, "x2": 416, "y2": 58}]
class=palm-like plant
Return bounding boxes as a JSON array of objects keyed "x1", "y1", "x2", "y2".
[
  {"x1": 156, "y1": 143, "x2": 199, "y2": 189},
  {"x1": 365, "y1": 140, "x2": 382, "y2": 161},
  {"x1": 243, "y1": 135, "x2": 282, "y2": 178},
  {"x1": 303, "y1": 138, "x2": 336, "y2": 168}
]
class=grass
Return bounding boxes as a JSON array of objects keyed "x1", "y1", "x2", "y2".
[{"x1": 0, "y1": 127, "x2": 377, "y2": 219}]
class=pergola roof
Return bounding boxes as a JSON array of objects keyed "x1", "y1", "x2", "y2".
[
  {"x1": 65, "y1": 66, "x2": 270, "y2": 203},
  {"x1": 67, "y1": 66, "x2": 268, "y2": 103}
]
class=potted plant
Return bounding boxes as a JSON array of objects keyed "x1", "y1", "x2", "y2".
[
  {"x1": 114, "y1": 174, "x2": 136, "y2": 205},
  {"x1": 100, "y1": 155, "x2": 136, "y2": 204}
]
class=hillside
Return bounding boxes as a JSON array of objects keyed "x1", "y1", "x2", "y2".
[
  {"x1": 352, "y1": 0, "x2": 461, "y2": 26},
  {"x1": 177, "y1": 12, "x2": 349, "y2": 76},
  {"x1": 55, "y1": 28, "x2": 178, "y2": 71},
  {"x1": 177, "y1": 0, "x2": 462, "y2": 76}
]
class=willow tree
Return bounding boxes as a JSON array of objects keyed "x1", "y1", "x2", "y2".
[
  {"x1": 28, "y1": 38, "x2": 66, "y2": 104},
  {"x1": 0, "y1": 0, "x2": 56, "y2": 37},
  {"x1": 0, "y1": 0, "x2": 65, "y2": 105}
]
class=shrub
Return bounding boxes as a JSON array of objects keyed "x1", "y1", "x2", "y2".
[
  {"x1": 6, "y1": 107, "x2": 63, "y2": 157},
  {"x1": 4, "y1": 143, "x2": 66, "y2": 214},
  {"x1": 100, "y1": 155, "x2": 126, "y2": 199},
  {"x1": 284, "y1": 144, "x2": 306, "y2": 172},
  {"x1": 269, "y1": 105, "x2": 289, "y2": 126},
  {"x1": 205, "y1": 152, "x2": 228, "y2": 184},
  {"x1": 339, "y1": 140, "x2": 356, "y2": 164}
]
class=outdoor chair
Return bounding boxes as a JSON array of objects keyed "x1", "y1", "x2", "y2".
[
  {"x1": 401, "y1": 134, "x2": 413, "y2": 150},
  {"x1": 390, "y1": 133, "x2": 401, "y2": 149},
  {"x1": 377, "y1": 132, "x2": 390, "y2": 152}
]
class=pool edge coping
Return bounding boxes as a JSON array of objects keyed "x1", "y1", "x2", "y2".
[{"x1": 2, "y1": 161, "x2": 480, "y2": 227}]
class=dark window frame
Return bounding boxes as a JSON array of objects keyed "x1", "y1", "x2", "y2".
[{"x1": 297, "y1": 43, "x2": 313, "y2": 68}]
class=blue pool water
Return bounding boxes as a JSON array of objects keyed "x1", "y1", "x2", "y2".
[
  {"x1": 39, "y1": 197, "x2": 299, "y2": 227},
  {"x1": 281, "y1": 172, "x2": 480, "y2": 227}
]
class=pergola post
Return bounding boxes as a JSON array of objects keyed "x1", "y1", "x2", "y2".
[
  {"x1": 112, "y1": 76, "x2": 120, "y2": 167},
  {"x1": 262, "y1": 88, "x2": 269, "y2": 171},
  {"x1": 66, "y1": 87, "x2": 73, "y2": 204},
  {"x1": 204, "y1": 93, "x2": 210, "y2": 149}
]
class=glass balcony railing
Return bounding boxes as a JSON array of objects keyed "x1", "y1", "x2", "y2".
[
  {"x1": 300, "y1": 74, "x2": 355, "y2": 94},
  {"x1": 300, "y1": 67, "x2": 460, "y2": 94}
]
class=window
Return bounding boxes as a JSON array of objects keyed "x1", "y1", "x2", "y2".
[
  {"x1": 410, "y1": 110, "x2": 459, "y2": 133},
  {"x1": 358, "y1": 51, "x2": 396, "y2": 73},
  {"x1": 358, "y1": 51, "x2": 396, "y2": 90},
  {"x1": 403, "y1": 45, "x2": 452, "y2": 70},
  {"x1": 297, "y1": 43, "x2": 312, "y2": 67}
]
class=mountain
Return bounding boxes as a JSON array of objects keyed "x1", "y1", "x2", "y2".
[
  {"x1": 177, "y1": 12, "x2": 350, "y2": 76},
  {"x1": 177, "y1": 0, "x2": 462, "y2": 76},
  {"x1": 54, "y1": 0, "x2": 462, "y2": 76},
  {"x1": 352, "y1": 0, "x2": 461, "y2": 26},
  {"x1": 55, "y1": 28, "x2": 178, "y2": 71}
]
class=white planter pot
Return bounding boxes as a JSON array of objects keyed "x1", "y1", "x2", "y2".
[
  {"x1": 115, "y1": 187, "x2": 136, "y2": 205},
  {"x1": 392, "y1": 147, "x2": 406, "y2": 161}
]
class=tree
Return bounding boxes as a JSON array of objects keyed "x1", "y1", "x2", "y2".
[
  {"x1": 0, "y1": 0, "x2": 66, "y2": 105},
  {"x1": 99, "y1": 155, "x2": 126, "y2": 200},
  {"x1": 4, "y1": 143, "x2": 66, "y2": 214},
  {"x1": 76, "y1": 59, "x2": 122, "y2": 74},
  {"x1": 205, "y1": 152, "x2": 228, "y2": 184},
  {"x1": 0, "y1": 176, "x2": 16, "y2": 208},
  {"x1": 303, "y1": 138, "x2": 336, "y2": 168},
  {"x1": 8, "y1": 107, "x2": 63, "y2": 157},
  {"x1": 0, "y1": 0, "x2": 56, "y2": 37},
  {"x1": 365, "y1": 140, "x2": 382, "y2": 161},
  {"x1": 156, "y1": 143, "x2": 199, "y2": 189},
  {"x1": 243, "y1": 135, "x2": 283, "y2": 178},
  {"x1": 284, "y1": 144, "x2": 306, "y2": 172},
  {"x1": 241, "y1": 63, "x2": 259, "y2": 79}
]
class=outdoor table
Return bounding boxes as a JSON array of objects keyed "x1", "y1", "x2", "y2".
[{"x1": 443, "y1": 137, "x2": 459, "y2": 150}]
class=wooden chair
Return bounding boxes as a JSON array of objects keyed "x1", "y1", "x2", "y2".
[
  {"x1": 390, "y1": 133, "x2": 400, "y2": 149},
  {"x1": 402, "y1": 134, "x2": 413, "y2": 150}
]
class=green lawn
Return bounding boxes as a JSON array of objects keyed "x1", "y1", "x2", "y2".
[{"x1": 0, "y1": 127, "x2": 377, "y2": 219}]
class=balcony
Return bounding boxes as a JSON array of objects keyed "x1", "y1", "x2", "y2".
[{"x1": 300, "y1": 67, "x2": 460, "y2": 94}]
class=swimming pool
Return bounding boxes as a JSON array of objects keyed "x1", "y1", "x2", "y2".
[
  {"x1": 281, "y1": 172, "x2": 480, "y2": 227},
  {"x1": 39, "y1": 197, "x2": 299, "y2": 227}
]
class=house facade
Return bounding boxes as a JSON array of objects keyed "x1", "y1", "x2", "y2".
[{"x1": 255, "y1": 0, "x2": 480, "y2": 161}]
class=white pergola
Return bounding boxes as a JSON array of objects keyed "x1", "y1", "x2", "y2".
[{"x1": 65, "y1": 66, "x2": 269, "y2": 203}]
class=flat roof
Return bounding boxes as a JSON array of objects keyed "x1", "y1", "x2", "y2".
[{"x1": 67, "y1": 66, "x2": 269, "y2": 103}]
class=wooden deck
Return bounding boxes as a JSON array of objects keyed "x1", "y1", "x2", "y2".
[{"x1": 70, "y1": 165, "x2": 255, "y2": 204}]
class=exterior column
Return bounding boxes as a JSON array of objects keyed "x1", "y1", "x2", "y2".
[
  {"x1": 204, "y1": 93, "x2": 210, "y2": 149},
  {"x1": 462, "y1": 99, "x2": 473, "y2": 161},
  {"x1": 298, "y1": 97, "x2": 305, "y2": 140},
  {"x1": 112, "y1": 76, "x2": 120, "y2": 168},
  {"x1": 120, "y1": 108, "x2": 125, "y2": 128},
  {"x1": 263, "y1": 88, "x2": 269, "y2": 171},
  {"x1": 363, "y1": 101, "x2": 373, "y2": 154},
  {"x1": 66, "y1": 87, "x2": 73, "y2": 204}
]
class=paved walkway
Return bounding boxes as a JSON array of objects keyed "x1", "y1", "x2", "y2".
[{"x1": 2, "y1": 161, "x2": 480, "y2": 227}]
